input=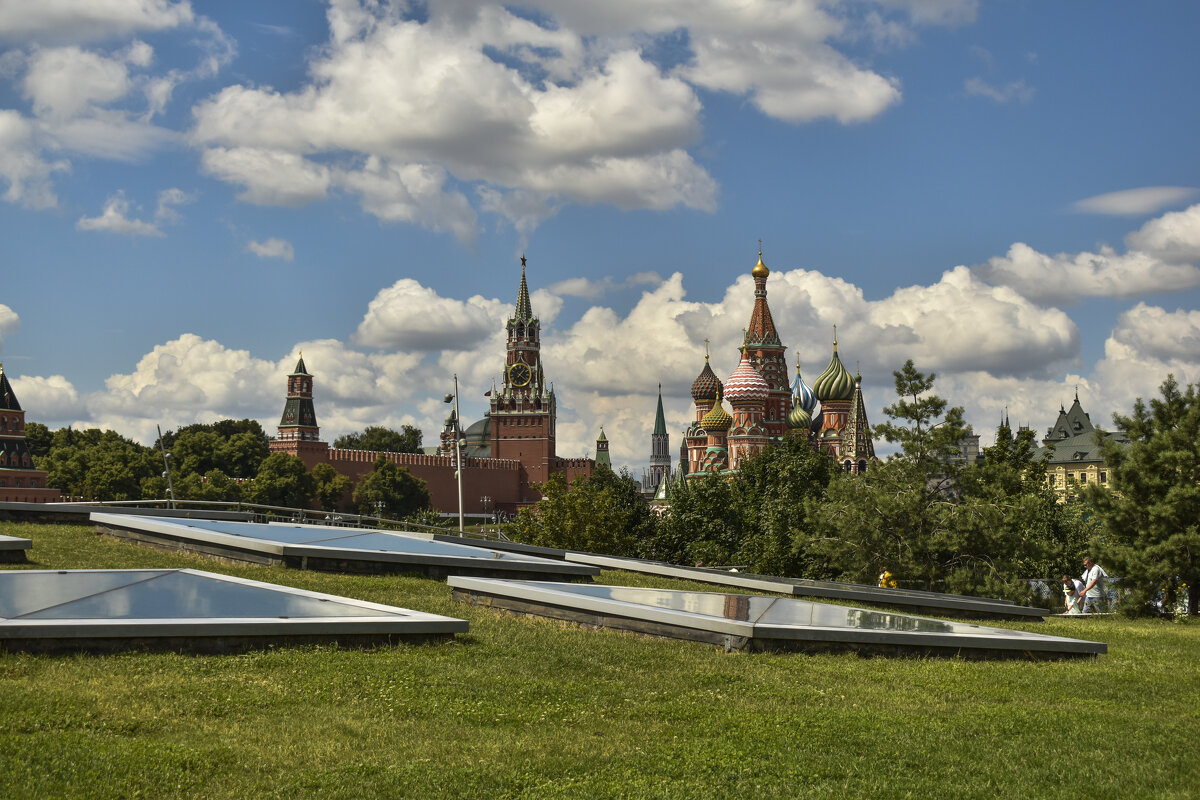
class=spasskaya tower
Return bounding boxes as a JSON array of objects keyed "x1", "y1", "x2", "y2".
[{"x1": 489, "y1": 256, "x2": 557, "y2": 500}]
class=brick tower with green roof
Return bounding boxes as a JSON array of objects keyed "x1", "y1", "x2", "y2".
[
  {"x1": 270, "y1": 354, "x2": 329, "y2": 463},
  {"x1": 595, "y1": 427, "x2": 610, "y2": 468}
]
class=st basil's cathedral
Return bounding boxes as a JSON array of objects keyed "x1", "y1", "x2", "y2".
[{"x1": 682, "y1": 250, "x2": 875, "y2": 479}]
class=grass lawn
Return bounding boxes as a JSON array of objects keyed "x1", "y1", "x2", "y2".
[{"x1": 2, "y1": 521, "x2": 1198, "y2": 799}]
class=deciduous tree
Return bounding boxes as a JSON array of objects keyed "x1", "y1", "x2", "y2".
[
  {"x1": 352, "y1": 456, "x2": 430, "y2": 518},
  {"x1": 334, "y1": 425, "x2": 423, "y2": 454},
  {"x1": 311, "y1": 463, "x2": 352, "y2": 512},
  {"x1": 246, "y1": 453, "x2": 314, "y2": 509},
  {"x1": 510, "y1": 466, "x2": 655, "y2": 557}
]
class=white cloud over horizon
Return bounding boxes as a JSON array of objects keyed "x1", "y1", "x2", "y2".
[
  {"x1": 15, "y1": 242, "x2": 1199, "y2": 467},
  {"x1": 972, "y1": 204, "x2": 1200, "y2": 304}
]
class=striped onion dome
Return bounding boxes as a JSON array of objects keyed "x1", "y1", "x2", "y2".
[
  {"x1": 813, "y1": 344, "x2": 854, "y2": 401},
  {"x1": 786, "y1": 404, "x2": 812, "y2": 430},
  {"x1": 724, "y1": 348, "x2": 769, "y2": 403},
  {"x1": 691, "y1": 358, "x2": 722, "y2": 401},
  {"x1": 700, "y1": 388, "x2": 732, "y2": 432},
  {"x1": 792, "y1": 362, "x2": 817, "y2": 414}
]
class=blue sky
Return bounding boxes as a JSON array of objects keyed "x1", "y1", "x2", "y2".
[{"x1": 2, "y1": 0, "x2": 1199, "y2": 472}]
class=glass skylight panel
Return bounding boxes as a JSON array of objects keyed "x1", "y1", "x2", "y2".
[
  {"x1": 448, "y1": 578, "x2": 1105, "y2": 659},
  {"x1": 17, "y1": 570, "x2": 398, "y2": 620},
  {"x1": 564, "y1": 552, "x2": 1046, "y2": 620},
  {"x1": 0, "y1": 569, "x2": 159, "y2": 618},
  {"x1": 90, "y1": 513, "x2": 599, "y2": 579},
  {"x1": 0, "y1": 569, "x2": 468, "y2": 654}
]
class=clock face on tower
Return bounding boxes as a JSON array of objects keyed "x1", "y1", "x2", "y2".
[{"x1": 508, "y1": 362, "x2": 532, "y2": 387}]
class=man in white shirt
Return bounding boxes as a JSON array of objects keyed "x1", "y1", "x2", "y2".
[{"x1": 1080, "y1": 556, "x2": 1108, "y2": 613}]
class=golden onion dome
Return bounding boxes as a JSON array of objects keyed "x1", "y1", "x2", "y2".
[
  {"x1": 700, "y1": 388, "x2": 732, "y2": 433},
  {"x1": 751, "y1": 249, "x2": 769, "y2": 279}
]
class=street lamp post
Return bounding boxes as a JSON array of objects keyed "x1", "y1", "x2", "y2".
[
  {"x1": 156, "y1": 424, "x2": 175, "y2": 510},
  {"x1": 444, "y1": 375, "x2": 465, "y2": 532}
]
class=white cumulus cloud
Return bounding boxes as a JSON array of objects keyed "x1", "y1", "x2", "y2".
[
  {"x1": 0, "y1": 0, "x2": 195, "y2": 44},
  {"x1": 0, "y1": 109, "x2": 68, "y2": 208},
  {"x1": 188, "y1": 0, "x2": 951, "y2": 240},
  {"x1": 0, "y1": 303, "x2": 19, "y2": 346},
  {"x1": 246, "y1": 238, "x2": 294, "y2": 261},
  {"x1": 354, "y1": 279, "x2": 511, "y2": 352},
  {"x1": 76, "y1": 191, "x2": 162, "y2": 236},
  {"x1": 974, "y1": 237, "x2": 1200, "y2": 306},
  {"x1": 1125, "y1": 203, "x2": 1200, "y2": 264}
]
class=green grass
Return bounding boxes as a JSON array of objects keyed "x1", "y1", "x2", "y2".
[{"x1": 2, "y1": 521, "x2": 1198, "y2": 799}]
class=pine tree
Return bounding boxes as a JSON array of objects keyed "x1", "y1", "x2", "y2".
[{"x1": 1089, "y1": 375, "x2": 1200, "y2": 616}]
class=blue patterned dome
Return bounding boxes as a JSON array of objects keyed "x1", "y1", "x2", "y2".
[{"x1": 792, "y1": 362, "x2": 817, "y2": 414}]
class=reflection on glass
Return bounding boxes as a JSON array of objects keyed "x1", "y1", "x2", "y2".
[
  {"x1": 5, "y1": 571, "x2": 400, "y2": 620},
  {"x1": 0, "y1": 571, "x2": 162, "y2": 618},
  {"x1": 515, "y1": 582, "x2": 1010, "y2": 634},
  {"x1": 159, "y1": 519, "x2": 525, "y2": 560}
]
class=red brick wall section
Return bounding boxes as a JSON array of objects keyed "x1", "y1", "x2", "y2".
[{"x1": 323, "y1": 449, "x2": 523, "y2": 513}]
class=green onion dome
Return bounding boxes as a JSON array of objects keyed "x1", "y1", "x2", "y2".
[
  {"x1": 787, "y1": 404, "x2": 812, "y2": 430},
  {"x1": 700, "y1": 388, "x2": 732, "y2": 433},
  {"x1": 813, "y1": 343, "x2": 854, "y2": 401}
]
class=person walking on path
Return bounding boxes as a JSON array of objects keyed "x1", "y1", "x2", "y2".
[{"x1": 1080, "y1": 556, "x2": 1108, "y2": 613}]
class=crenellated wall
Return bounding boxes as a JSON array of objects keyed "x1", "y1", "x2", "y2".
[{"x1": 314, "y1": 448, "x2": 523, "y2": 514}]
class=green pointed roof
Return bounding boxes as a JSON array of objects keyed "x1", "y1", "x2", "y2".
[
  {"x1": 290, "y1": 353, "x2": 310, "y2": 376},
  {"x1": 515, "y1": 255, "x2": 533, "y2": 322},
  {"x1": 596, "y1": 426, "x2": 611, "y2": 467},
  {"x1": 813, "y1": 338, "x2": 854, "y2": 402},
  {"x1": 653, "y1": 384, "x2": 667, "y2": 435}
]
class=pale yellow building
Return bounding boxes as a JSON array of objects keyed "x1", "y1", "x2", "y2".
[{"x1": 1035, "y1": 393, "x2": 1128, "y2": 494}]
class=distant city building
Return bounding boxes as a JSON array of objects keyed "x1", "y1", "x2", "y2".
[
  {"x1": 0, "y1": 364, "x2": 62, "y2": 503},
  {"x1": 945, "y1": 427, "x2": 981, "y2": 468},
  {"x1": 272, "y1": 258, "x2": 594, "y2": 514},
  {"x1": 1035, "y1": 392, "x2": 1128, "y2": 493},
  {"x1": 683, "y1": 249, "x2": 875, "y2": 480}
]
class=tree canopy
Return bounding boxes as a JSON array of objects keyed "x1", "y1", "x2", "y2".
[
  {"x1": 39, "y1": 427, "x2": 158, "y2": 501},
  {"x1": 352, "y1": 455, "x2": 430, "y2": 519},
  {"x1": 245, "y1": 453, "x2": 314, "y2": 508},
  {"x1": 1090, "y1": 375, "x2": 1200, "y2": 616},
  {"x1": 509, "y1": 466, "x2": 656, "y2": 556},
  {"x1": 334, "y1": 425, "x2": 423, "y2": 454}
]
